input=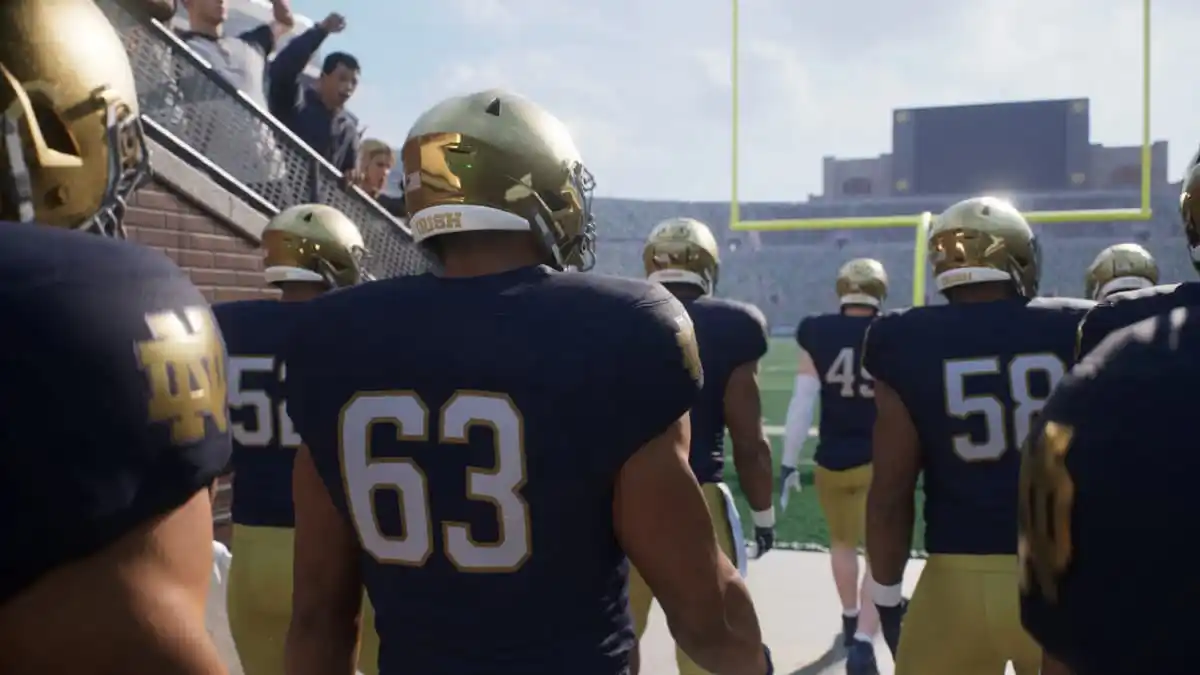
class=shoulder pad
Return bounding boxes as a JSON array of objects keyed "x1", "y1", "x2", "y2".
[
  {"x1": 795, "y1": 311, "x2": 840, "y2": 348},
  {"x1": 1077, "y1": 305, "x2": 1194, "y2": 377},
  {"x1": 1102, "y1": 282, "x2": 1184, "y2": 305},
  {"x1": 1077, "y1": 283, "x2": 1196, "y2": 361},
  {"x1": 862, "y1": 310, "x2": 905, "y2": 383},
  {"x1": 1028, "y1": 296, "x2": 1097, "y2": 312},
  {"x1": 736, "y1": 300, "x2": 768, "y2": 330}
]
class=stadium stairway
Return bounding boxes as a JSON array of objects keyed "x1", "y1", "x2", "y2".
[{"x1": 97, "y1": 0, "x2": 434, "y2": 283}]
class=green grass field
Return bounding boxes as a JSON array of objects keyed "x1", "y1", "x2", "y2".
[{"x1": 723, "y1": 337, "x2": 926, "y2": 553}]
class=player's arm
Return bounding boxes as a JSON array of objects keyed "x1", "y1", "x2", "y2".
[
  {"x1": 615, "y1": 413, "x2": 769, "y2": 675},
  {"x1": 286, "y1": 445, "x2": 364, "y2": 675},
  {"x1": 782, "y1": 348, "x2": 819, "y2": 468},
  {"x1": 0, "y1": 491, "x2": 227, "y2": 674},
  {"x1": 726, "y1": 358, "x2": 773, "y2": 514},
  {"x1": 865, "y1": 379, "x2": 920, "y2": 598}
]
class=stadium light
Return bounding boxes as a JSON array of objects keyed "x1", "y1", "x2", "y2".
[{"x1": 728, "y1": 0, "x2": 1154, "y2": 306}]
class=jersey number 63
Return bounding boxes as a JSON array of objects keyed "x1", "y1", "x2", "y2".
[{"x1": 339, "y1": 391, "x2": 531, "y2": 573}]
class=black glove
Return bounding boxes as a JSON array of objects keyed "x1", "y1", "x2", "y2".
[
  {"x1": 876, "y1": 598, "x2": 909, "y2": 657},
  {"x1": 754, "y1": 526, "x2": 775, "y2": 558}
]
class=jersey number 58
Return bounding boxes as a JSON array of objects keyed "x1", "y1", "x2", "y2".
[
  {"x1": 340, "y1": 392, "x2": 531, "y2": 573},
  {"x1": 944, "y1": 354, "x2": 1066, "y2": 462}
]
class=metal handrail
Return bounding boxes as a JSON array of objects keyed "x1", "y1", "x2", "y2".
[{"x1": 111, "y1": 0, "x2": 414, "y2": 238}]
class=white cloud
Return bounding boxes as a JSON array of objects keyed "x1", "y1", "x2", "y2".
[{"x1": 360, "y1": 0, "x2": 1200, "y2": 201}]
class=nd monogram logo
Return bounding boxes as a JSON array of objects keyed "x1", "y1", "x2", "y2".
[{"x1": 137, "y1": 307, "x2": 229, "y2": 444}]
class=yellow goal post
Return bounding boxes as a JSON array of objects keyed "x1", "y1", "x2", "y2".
[{"x1": 728, "y1": 0, "x2": 1154, "y2": 306}]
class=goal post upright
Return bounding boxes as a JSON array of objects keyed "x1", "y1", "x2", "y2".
[{"x1": 727, "y1": 0, "x2": 1155, "y2": 307}]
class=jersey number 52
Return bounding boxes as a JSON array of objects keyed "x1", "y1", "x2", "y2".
[
  {"x1": 228, "y1": 356, "x2": 301, "y2": 448},
  {"x1": 340, "y1": 392, "x2": 530, "y2": 573}
]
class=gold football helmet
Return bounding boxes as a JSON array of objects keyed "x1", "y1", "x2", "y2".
[
  {"x1": 0, "y1": 0, "x2": 150, "y2": 237},
  {"x1": 1084, "y1": 243, "x2": 1158, "y2": 300},
  {"x1": 262, "y1": 204, "x2": 370, "y2": 288},
  {"x1": 400, "y1": 89, "x2": 597, "y2": 271},
  {"x1": 836, "y1": 258, "x2": 888, "y2": 308},
  {"x1": 1181, "y1": 156, "x2": 1200, "y2": 273},
  {"x1": 643, "y1": 217, "x2": 721, "y2": 294},
  {"x1": 929, "y1": 196, "x2": 1040, "y2": 298}
]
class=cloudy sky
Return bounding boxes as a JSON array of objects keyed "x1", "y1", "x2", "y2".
[{"x1": 286, "y1": 0, "x2": 1199, "y2": 202}]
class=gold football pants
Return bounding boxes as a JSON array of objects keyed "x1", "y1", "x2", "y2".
[
  {"x1": 227, "y1": 524, "x2": 380, "y2": 675},
  {"x1": 814, "y1": 464, "x2": 871, "y2": 547},
  {"x1": 895, "y1": 554, "x2": 1041, "y2": 675},
  {"x1": 628, "y1": 482, "x2": 738, "y2": 675}
]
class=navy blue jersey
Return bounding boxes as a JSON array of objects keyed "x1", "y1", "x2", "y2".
[
  {"x1": 797, "y1": 312, "x2": 877, "y2": 471},
  {"x1": 283, "y1": 266, "x2": 701, "y2": 675},
  {"x1": 863, "y1": 297, "x2": 1093, "y2": 555},
  {"x1": 213, "y1": 299, "x2": 304, "y2": 528},
  {"x1": 1021, "y1": 307, "x2": 1197, "y2": 675},
  {"x1": 1076, "y1": 282, "x2": 1200, "y2": 361},
  {"x1": 683, "y1": 295, "x2": 768, "y2": 484},
  {"x1": 0, "y1": 224, "x2": 230, "y2": 604}
]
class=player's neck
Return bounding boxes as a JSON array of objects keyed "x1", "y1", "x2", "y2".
[
  {"x1": 841, "y1": 306, "x2": 876, "y2": 317},
  {"x1": 279, "y1": 284, "x2": 326, "y2": 302},
  {"x1": 439, "y1": 236, "x2": 545, "y2": 279},
  {"x1": 188, "y1": 19, "x2": 223, "y2": 38},
  {"x1": 947, "y1": 287, "x2": 1013, "y2": 304},
  {"x1": 663, "y1": 283, "x2": 704, "y2": 302}
]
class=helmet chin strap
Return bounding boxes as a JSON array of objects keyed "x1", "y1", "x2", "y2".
[
  {"x1": 531, "y1": 211, "x2": 565, "y2": 269},
  {"x1": 2, "y1": 113, "x2": 35, "y2": 223}
]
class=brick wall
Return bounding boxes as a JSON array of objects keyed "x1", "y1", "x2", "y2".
[
  {"x1": 124, "y1": 178, "x2": 279, "y2": 304},
  {"x1": 126, "y1": 177, "x2": 274, "y2": 546}
]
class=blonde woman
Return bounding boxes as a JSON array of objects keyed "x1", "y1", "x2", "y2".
[{"x1": 356, "y1": 138, "x2": 406, "y2": 218}]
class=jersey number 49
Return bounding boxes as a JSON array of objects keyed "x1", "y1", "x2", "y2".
[{"x1": 825, "y1": 346, "x2": 874, "y2": 398}]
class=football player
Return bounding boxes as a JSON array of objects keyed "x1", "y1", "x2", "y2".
[
  {"x1": 862, "y1": 197, "x2": 1094, "y2": 675},
  {"x1": 781, "y1": 258, "x2": 887, "y2": 674},
  {"x1": 281, "y1": 90, "x2": 772, "y2": 675},
  {"x1": 1076, "y1": 159, "x2": 1200, "y2": 359},
  {"x1": 0, "y1": 2, "x2": 230, "y2": 673},
  {"x1": 217, "y1": 204, "x2": 379, "y2": 675},
  {"x1": 630, "y1": 216, "x2": 775, "y2": 675},
  {"x1": 1020, "y1": 308, "x2": 1196, "y2": 675},
  {"x1": 1083, "y1": 243, "x2": 1158, "y2": 301}
]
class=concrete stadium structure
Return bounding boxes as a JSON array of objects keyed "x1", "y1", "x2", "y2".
[{"x1": 589, "y1": 98, "x2": 1185, "y2": 333}]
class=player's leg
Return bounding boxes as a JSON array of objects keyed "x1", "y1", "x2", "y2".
[
  {"x1": 358, "y1": 593, "x2": 380, "y2": 675},
  {"x1": 895, "y1": 555, "x2": 1004, "y2": 675},
  {"x1": 815, "y1": 466, "x2": 865, "y2": 643},
  {"x1": 822, "y1": 466, "x2": 880, "y2": 673},
  {"x1": 672, "y1": 483, "x2": 744, "y2": 675},
  {"x1": 844, "y1": 466, "x2": 879, "y2": 642},
  {"x1": 227, "y1": 524, "x2": 296, "y2": 675},
  {"x1": 627, "y1": 565, "x2": 655, "y2": 639},
  {"x1": 979, "y1": 560, "x2": 1042, "y2": 675}
]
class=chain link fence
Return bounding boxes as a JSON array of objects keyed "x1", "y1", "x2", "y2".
[{"x1": 98, "y1": 0, "x2": 438, "y2": 279}]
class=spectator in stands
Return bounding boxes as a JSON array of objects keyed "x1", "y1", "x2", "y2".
[
  {"x1": 268, "y1": 13, "x2": 362, "y2": 174},
  {"x1": 130, "y1": 0, "x2": 177, "y2": 21},
  {"x1": 355, "y1": 139, "x2": 406, "y2": 218},
  {"x1": 177, "y1": 0, "x2": 295, "y2": 110}
]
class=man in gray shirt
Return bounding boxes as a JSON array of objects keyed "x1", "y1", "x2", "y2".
[
  {"x1": 175, "y1": 0, "x2": 297, "y2": 191},
  {"x1": 178, "y1": 0, "x2": 295, "y2": 108}
]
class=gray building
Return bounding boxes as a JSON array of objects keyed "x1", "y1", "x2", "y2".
[{"x1": 815, "y1": 98, "x2": 1168, "y2": 202}]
